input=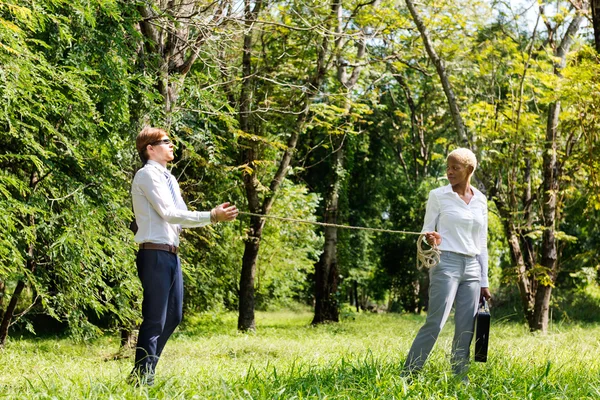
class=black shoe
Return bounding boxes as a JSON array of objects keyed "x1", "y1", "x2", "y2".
[{"x1": 128, "y1": 368, "x2": 155, "y2": 387}]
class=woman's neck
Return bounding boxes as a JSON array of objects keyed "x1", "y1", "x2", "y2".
[{"x1": 452, "y1": 181, "x2": 472, "y2": 197}]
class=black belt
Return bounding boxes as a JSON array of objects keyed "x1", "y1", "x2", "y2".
[{"x1": 139, "y1": 243, "x2": 178, "y2": 254}]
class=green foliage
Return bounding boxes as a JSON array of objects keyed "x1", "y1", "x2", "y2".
[
  {"x1": 0, "y1": 0, "x2": 143, "y2": 339},
  {"x1": 552, "y1": 284, "x2": 600, "y2": 323},
  {"x1": 179, "y1": 180, "x2": 323, "y2": 313},
  {"x1": 1, "y1": 0, "x2": 599, "y2": 341},
  {"x1": 464, "y1": 9, "x2": 600, "y2": 309},
  {"x1": 487, "y1": 203, "x2": 510, "y2": 290},
  {"x1": 161, "y1": 45, "x2": 328, "y2": 313},
  {"x1": 254, "y1": 183, "x2": 323, "y2": 309}
]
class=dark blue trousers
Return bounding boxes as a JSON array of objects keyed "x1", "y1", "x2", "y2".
[{"x1": 134, "y1": 249, "x2": 183, "y2": 375}]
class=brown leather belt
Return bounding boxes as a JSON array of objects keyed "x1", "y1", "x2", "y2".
[{"x1": 139, "y1": 243, "x2": 179, "y2": 254}]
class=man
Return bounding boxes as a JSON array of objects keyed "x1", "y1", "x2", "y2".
[{"x1": 130, "y1": 127, "x2": 238, "y2": 385}]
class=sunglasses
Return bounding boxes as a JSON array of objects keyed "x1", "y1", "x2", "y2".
[{"x1": 150, "y1": 138, "x2": 172, "y2": 146}]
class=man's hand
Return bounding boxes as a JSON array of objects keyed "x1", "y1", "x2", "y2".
[
  {"x1": 424, "y1": 231, "x2": 442, "y2": 246},
  {"x1": 212, "y1": 202, "x2": 238, "y2": 222}
]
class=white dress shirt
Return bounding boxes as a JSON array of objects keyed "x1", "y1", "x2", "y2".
[
  {"x1": 422, "y1": 184, "x2": 489, "y2": 287},
  {"x1": 132, "y1": 160, "x2": 211, "y2": 247}
]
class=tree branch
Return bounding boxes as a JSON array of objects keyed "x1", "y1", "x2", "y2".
[{"x1": 404, "y1": 0, "x2": 469, "y2": 147}]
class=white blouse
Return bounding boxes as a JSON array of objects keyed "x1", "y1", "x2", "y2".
[{"x1": 422, "y1": 184, "x2": 489, "y2": 287}]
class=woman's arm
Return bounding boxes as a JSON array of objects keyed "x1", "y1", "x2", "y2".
[
  {"x1": 422, "y1": 191, "x2": 442, "y2": 245},
  {"x1": 477, "y1": 200, "x2": 491, "y2": 300}
]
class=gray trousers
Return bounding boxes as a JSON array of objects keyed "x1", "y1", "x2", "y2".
[{"x1": 404, "y1": 251, "x2": 481, "y2": 375}]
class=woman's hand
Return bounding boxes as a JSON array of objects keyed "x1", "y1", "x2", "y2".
[
  {"x1": 424, "y1": 231, "x2": 442, "y2": 246},
  {"x1": 480, "y1": 287, "x2": 492, "y2": 302}
]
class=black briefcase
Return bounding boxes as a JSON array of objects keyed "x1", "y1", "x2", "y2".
[{"x1": 474, "y1": 299, "x2": 490, "y2": 362}]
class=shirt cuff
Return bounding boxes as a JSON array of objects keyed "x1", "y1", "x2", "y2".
[{"x1": 197, "y1": 211, "x2": 211, "y2": 223}]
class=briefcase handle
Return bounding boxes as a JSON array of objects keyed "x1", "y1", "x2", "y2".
[{"x1": 479, "y1": 298, "x2": 490, "y2": 313}]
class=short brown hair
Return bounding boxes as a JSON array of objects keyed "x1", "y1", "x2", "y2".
[{"x1": 136, "y1": 127, "x2": 168, "y2": 163}]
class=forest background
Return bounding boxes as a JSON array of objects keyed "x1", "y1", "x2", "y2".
[{"x1": 1, "y1": 0, "x2": 600, "y2": 348}]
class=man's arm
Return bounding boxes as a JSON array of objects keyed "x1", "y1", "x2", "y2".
[{"x1": 138, "y1": 169, "x2": 211, "y2": 227}]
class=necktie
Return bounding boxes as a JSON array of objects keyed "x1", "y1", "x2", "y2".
[
  {"x1": 164, "y1": 171, "x2": 183, "y2": 232},
  {"x1": 164, "y1": 171, "x2": 179, "y2": 206}
]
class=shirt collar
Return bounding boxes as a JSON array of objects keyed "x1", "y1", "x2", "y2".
[
  {"x1": 442, "y1": 183, "x2": 479, "y2": 198},
  {"x1": 147, "y1": 160, "x2": 169, "y2": 173},
  {"x1": 441, "y1": 184, "x2": 453, "y2": 194}
]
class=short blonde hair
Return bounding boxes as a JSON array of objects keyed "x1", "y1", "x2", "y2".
[{"x1": 447, "y1": 148, "x2": 477, "y2": 172}]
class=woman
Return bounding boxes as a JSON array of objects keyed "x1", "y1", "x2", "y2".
[{"x1": 403, "y1": 148, "x2": 492, "y2": 378}]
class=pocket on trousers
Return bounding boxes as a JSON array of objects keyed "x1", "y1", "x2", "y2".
[{"x1": 465, "y1": 258, "x2": 482, "y2": 281}]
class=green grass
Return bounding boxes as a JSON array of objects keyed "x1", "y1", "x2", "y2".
[{"x1": 1, "y1": 311, "x2": 600, "y2": 399}]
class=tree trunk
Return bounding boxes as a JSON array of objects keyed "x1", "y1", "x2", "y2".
[
  {"x1": 312, "y1": 246, "x2": 340, "y2": 323},
  {"x1": 532, "y1": 4, "x2": 585, "y2": 333},
  {"x1": 0, "y1": 239, "x2": 35, "y2": 347},
  {"x1": 353, "y1": 280, "x2": 359, "y2": 312},
  {"x1": 521, "y1": 158, "x2": 537, "y2": 271},
  {"x1": 236, "y1": 0, "x2": 264, "y2": 332},
  {"x1": 531, "y1": 284, "x2": 552, "y2": 331},
  {"x1": 0, "y1": 280, "x2": 4, "y2": 319},
  {"x1": 311, "y1": 2, "x2": 371, "y2": 325},
  {"x1": 507, "y1": 228, "x2": 535, "y2": 324},
  {"x1": 120, "y1": 328, "x2": 136, "y2": 349},
  {"x1": 312, "y1": 141, "x2": 344, "y2": 324},
  {"x1": 0, "y1": 172, "x2": 38, "y2": 347},
  {"x1": 0, "y1": 279, "x2": 27, "y2": 347},
  {"x1": 592, "y1": 0, "x2": 600, "y2": 53},
  {"x1": 238, "y1": 231, "x2": 261, "y2": 331},
  {"x1": 536, "y1": 101, "x2": 560, "y2": 333}
]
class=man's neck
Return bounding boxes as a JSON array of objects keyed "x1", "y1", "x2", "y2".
[{"x1": 148, "y1": 159, "x2": 167, "y2": 168}]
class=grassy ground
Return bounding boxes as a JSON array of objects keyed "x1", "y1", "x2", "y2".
[{"x1": 1, "y1": 310, "x2": 600, "y2": 399}]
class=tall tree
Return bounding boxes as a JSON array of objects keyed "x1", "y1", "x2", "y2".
[
  {"x1": 533, "y1": 0, "x2": 587, "y2": 332},
  {"x1": 235, "y1": 0, "x2": 339, "y2": 331},
  {"x1": 312, "y1": 0, "x2": 371, "y2": 325},
  {"x1": 465, "y1": 1, "x2": 591, "y2": 332},
  {"x1": 237, "y1": 0, "x2": 265, "y2": 332}
]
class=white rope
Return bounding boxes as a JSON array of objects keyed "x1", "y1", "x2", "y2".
[
  {"x1": 416, "y1": 234, "x2": 441, "y2": 270},
  {"x1": 238, "y1": 211, "x2": 441, "y2": 269}
]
